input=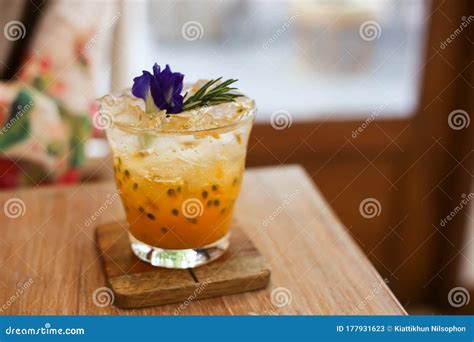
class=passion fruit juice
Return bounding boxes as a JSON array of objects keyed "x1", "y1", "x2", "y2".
[{"x1": 113, "y1": 151, "x2": 243, "y2": 249}]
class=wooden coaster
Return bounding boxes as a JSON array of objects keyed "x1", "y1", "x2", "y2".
[{"x1": 95, "y1": 221, "x2": 271, "y2": 309}]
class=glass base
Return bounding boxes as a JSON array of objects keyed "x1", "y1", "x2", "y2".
[{"x1": 129, "y1": 232, "x2": 230, "y2": 269}]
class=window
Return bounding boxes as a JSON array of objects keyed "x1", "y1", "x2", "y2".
[{"x1": 125, "y1": 0, "x2": 429, "y2": 122}]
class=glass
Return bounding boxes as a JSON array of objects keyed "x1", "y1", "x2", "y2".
[{"x1": 101, "y1": 93, "x2": 256, "y2": 269}]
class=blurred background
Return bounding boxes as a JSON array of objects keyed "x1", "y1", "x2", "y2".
[{"x1": 0, "y1": 0, "x2": 472, "y2": 314}]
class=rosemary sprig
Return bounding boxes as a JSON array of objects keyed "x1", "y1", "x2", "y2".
[{"x1": 183, "y1": 78, "x2": 243, "y2": 111}]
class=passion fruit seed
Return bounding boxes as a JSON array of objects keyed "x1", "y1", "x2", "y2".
[
  {"x1": 167, "y1": 188, "x2": 176, "y2": 197},
  {"x1": 139, "y1": 206, "x2": 145, "y2": 213},
  {"x1": 213, "y1": 199, "x2": 220, "y2": 206},
  {"x1": 124, "y1": 169, "x2": 130, "y2": 178},
  {"x1": 202, "y1": 190, "x2": 208, "y2": 199},
  {"x1": 212, "y1": 184, "x2": 219, "y2": 191},
  {"x1": 221, "y1": 208, "x2": 226, "y2": 214},
  {"x1": 160, "y1": 227, "x2": 169, "y2": 234},
  {"x1": 189, "y1": 218, "x2": 198, "y2": 224},
  {"x1": 147, "y1": 213, "x2": 156, "y2": 220},
  {"x1": 177, "y1": 186, "x2": 181, "y2": 193},
  {"x1": 133, "y1": 183, "x2": 138, "y2": 191},
  {"x1": 207, "y1": 200, "x2": 213, "y2": 207},
  {"x1": 117, "y1": 157, "x2": 122, "y2": 165},
  {"x1": 233, "y1": 177, "x2": 238, "y2": 186},
  {"x1": 172, "y1": 208, "x2": 179, "y2": 216}
]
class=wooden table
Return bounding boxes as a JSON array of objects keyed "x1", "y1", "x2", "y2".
[{"x1": 0, "y1": 165, "x2": 405, "y2": 315}]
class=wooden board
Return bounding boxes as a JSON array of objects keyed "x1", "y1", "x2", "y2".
[
  {"x1": 0, "y1": 165, "x2": 406, "y2": 315},
  {"x1": 95, "y1": 221, "x2": 270, "y2": 309}
]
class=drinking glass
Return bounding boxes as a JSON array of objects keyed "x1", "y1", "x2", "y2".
[{"x1": 100, "y1": 94, "x2": 255, "y2": 268}]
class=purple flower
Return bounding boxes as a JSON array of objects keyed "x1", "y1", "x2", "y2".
[{"x1": 132, "y1": 63, "x2": 184, "y2": 114}]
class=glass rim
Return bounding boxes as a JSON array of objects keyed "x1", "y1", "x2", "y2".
[{"x1": 110, "y1": 103, "x2": 257, "y2": 136}]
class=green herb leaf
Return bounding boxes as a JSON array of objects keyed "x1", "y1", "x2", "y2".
[{"x1": 183, "y1": 78, "x2": 243, "y2": 111}]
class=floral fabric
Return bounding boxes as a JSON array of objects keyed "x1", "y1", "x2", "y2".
[{"x1": 0, "y1": 0, "x2": 117, "y2": 188}]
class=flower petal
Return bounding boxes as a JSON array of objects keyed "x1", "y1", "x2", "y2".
[
  {"x1": 152, "y1": 63, "x2": 161, "y2": 78},
  {"x1": 132, "y1": 64, "x2": 185, "y2": 114},
  {"x1": 169, "y1": 93, "x2": 184, "y2": 114},
  {"x1": 131, "y1": 71, "x2": 152, "y2": 100},
  {"x1": 150, "y1": 76, "x2": 166, "y2": 110}
]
